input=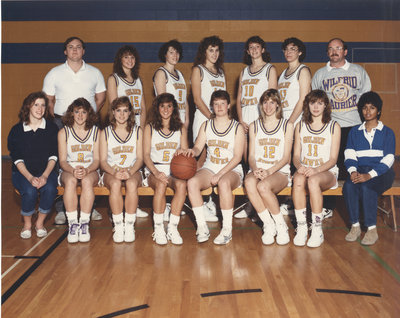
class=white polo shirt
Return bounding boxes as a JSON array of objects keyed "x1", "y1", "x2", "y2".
[{"x1": 42, "y1": 60, "x2": 106, "y2": 115}]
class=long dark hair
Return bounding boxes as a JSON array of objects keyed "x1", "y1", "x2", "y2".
[
  {"x1": 302, "y1": 90, "x2": 331, "y2": 124},
  {"x1": 18, "y1": 91, "x2": 49, "y2": 124},
  {"x1": 109, "y1": 96, "x2": 136, "y2": 132},
  {"x1": 149, "y1": 93, "x2": 182, "y2": 131},
  {"x1": 243, "y1": 36, "x2": 270, "y2": 65},
  {"x1": 62, "y1": 98, "x2": 97, "y2": 130},
  {"x1": 113, "y1": 45, "x2": 140, "y2": 80},
  {"x1": 193, "y1": 35, "x2": 224, "y2": 74}
]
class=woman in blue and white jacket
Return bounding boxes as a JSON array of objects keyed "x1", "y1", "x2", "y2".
[{"x1": 343, "y1": 91, "x2": 395, "y2": 246}]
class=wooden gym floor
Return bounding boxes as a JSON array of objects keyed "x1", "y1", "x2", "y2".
[{"x1": 2, "y1": 159, "x2": 400, "y2": 318}]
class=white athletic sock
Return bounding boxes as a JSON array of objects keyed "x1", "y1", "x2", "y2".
[
  {"x1": 311, "y1": 212, "x2": 323, "y2": 224},
  {"x1": 368, "y1": 225, "x2": 376, "y2": 230},
  {"x1": 193, "y1": 206, "x2": 206, "y2": 227},
  {"x1": 258, "y1": 209, "x2": 273, "y2": 225},
  {"x1": 112, "y1": 213, "x2": 123, "y2": 223},
  {"x1": 295, "y1": 209, "x2": 307, "y2": 223},
  {"x1": 153, "y1": 213, "x2": 164, "y2": 228},
  {"x1": 352, "y1": 222, "x2": 360, "y2": 227},
  {"x1": 271, "y1": 212, "x2": 285, "y2": 225},
  {"x1": 80, "y1": 212, "x2": 90, "y2": 223},
  {"x1": 66, "y1": 211, "x2": 78, "y2": 223},
  {"x1": 169, "y1": 214, "x2": 180, "y2": 227},
  {"x1": 125, "y1": 213, "x2": 136, "y2": 223},
  {"x1": 221, "y1": 209, "x2": 233, "y2": 229}
]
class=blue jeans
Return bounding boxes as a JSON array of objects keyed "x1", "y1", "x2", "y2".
[
  {"x1": 12, "y1": 170, "x2": 58, "y2": 216},
  {"x1": 343, "y1": 168, "x2": 395, "y2": 227}
]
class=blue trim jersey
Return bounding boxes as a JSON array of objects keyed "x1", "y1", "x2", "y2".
[
  {"x1": 299, "y1": 120, "x2": 338, "y2": 176},
  {"x1": 105, "y1": 125, "x2": 139, "y2": 169},
  {"x1": 65, "y1": 126, "x2": 98, "y2": 168},
  {"x1": 203, "y1": 119, "x2": 243, "y2": 176},
  {"x1": 344, "y1": 121, "x2": 395, "y2": 178},
  {"x1": 253, "y1": 118, "x2": 290, "y2": 175},
  {"x1": 113, "y1": 73, "x2": 143, "y2": 127}
]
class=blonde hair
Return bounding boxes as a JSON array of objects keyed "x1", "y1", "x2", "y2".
[{"x1": 258, "y1": 89, "x2": 283, "y2": 121}]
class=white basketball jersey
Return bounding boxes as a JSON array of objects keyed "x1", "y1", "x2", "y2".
[
  {"x1": 65, "y1": 126, "x2": 98, "y2": 168},
  {"x1": 240, "y1": 63, "x2": 272, "y2": 124},
  {"x1": 253, "y1": 118, "x2": 290, "y2": 174},
  {"x1": 192, "y1": 65, "x2": 226, "y2": 140},
  {"x1": 149, "y1": 125, "x2": 181, "y2": 175},
  {"x1": 203, "y1": 119, "x2": 242, "y2": 175},
  {"x1": 113, "y1": 73, "x2": 143, "y2": 126},
  {"x1": 105, "y1": 125, "x2": 139, "y2": 169},
  {"x1": 278, "y1": 64, "x2": 308, "y2": 124},
  {"x1": 153, "y1": 67, "x2": 187, "y2": 123},
  {"x1": 299, "y1": 120, "x2": 338, "y2": 174}
]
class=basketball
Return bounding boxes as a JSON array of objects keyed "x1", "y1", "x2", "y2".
[{"x1": 170, "y1": 154, "x2": 197, "y2": 180}]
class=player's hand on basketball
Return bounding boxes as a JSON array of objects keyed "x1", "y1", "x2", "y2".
[{"x1": 240, "y1": 121, "x2": 249, "y2": 134}]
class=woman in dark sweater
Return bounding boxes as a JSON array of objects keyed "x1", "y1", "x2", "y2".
[{"x1": 8, "y1": 92, "x2": 59, "y2": 239}]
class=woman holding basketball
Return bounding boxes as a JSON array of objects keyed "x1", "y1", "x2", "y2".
[
  {"x1": 100, "y1": 96, "x2": 143, "y2": 243},
  {"x1": 292, "y1": 90, "x2": 340, "y2": 248},
  {"x1": 182, "y1": 90, "x2": 245, "y2": 245},
  {"x1": 244, "y1": 89, "x2": 293, "y2": 245},
  {"x1": 143, "y1": 93, "x2": 188, "y2": 245},
  {"x1": 58, "y1": 98, "x2": 100, "y2": 243}
]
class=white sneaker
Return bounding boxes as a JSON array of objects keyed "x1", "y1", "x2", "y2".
[
  {"x1": 20, "y1": 228, "x2": 32, "y2": 239},
  {"x1": 307, "y1": 222, "x2": 324, "y2": 247},
  {"x1": 55, "y1": 211, "x2": 66, "y2": 225},
  {"x1": 79, "y1": 222, "x2": 91, "y2": 242},
  {"x1": 163, "y1": 203, "x2": 171, "y2": 222},
  {"x1": 35, "y1": 227, "x2": 48, "y2": 238},
  {"x1": 124, "y1": 221, "x2": 135, "y2": 242},
  {"x1": 234, "y1": 209, "x2": 248, "y2": 219},
  {"x1": 196, "y1": 225, "x2": 210, "y2": 243},
  {"x1": 262, "y1": 222, "x2": 276, "y2": 245},
  {"x1": 152, "y1": 226, "x2": 168, "y2": 245},
  {"x1": 91, "y1": 209, "x2": 103, "y2": 221},
  {"x1": 167, "y1": 226, "x2": 183, "y2": 245},
  {"x1": 213, "y1": 227, "x2": 232, "y2": 245},
  {"x1": 275, "y1": 222, "x2": 290, "y2": 245},
  {"x1": 322, "y1": 208, "x2": 333, "y2": 219},
  {"x1": 113, "y1": 221, "x2": 124, "y2": 243},
  {"x1": 205, "y1": 199, "x2": 217, "y2": 215},
  {"x1": 67, "y1": 221, "x2": 80, "y2": 243},
  {"x1": 293, "y1": 222, "x2": 308, "y2": 246},
  {"x1": 136, "y1": 207, "x2": 149, "y2": 218}
]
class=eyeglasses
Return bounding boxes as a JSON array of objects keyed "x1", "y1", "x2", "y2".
[
  {"x1": 327, "y1": 47, "x2": 344, "y2": 52},
  {"x1": 283, "y1": 47, "x2": 298, "y2": 53}
]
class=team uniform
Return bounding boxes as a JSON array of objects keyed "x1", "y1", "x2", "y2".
[
  {"x1": 278, "y1": 64, "x2": 309, "y2": 125},
  {"x1": 298, "y1": 120, "x2": 339, "y2": 188},
  {"x1": 112, "y1": 73, "x2": 144, "y2": 127},
  {"x1": 105, "y1": 125, "x2": 139, "y2": 170},
  {"x1": 192, "y1": 65, "x2": 226, "y2": 141},
  {"x1": 202, "y1": 119, "x2": 243, "y2": 179},
  {"x1": 240, "y1": 63, "x2": 273, "y2": 125},
  {"x1": 144, "y1": 125, "x2": 181, "y2": 179},
  {"x1": 311, "y1": 60, "x2": 371, "y2": 128},
  {"x1": 153, "y1": 67, "x2": 187, "y2": 123},
  {"x1": 253, "y1": 118, "x2": 290, "y2": 176}
]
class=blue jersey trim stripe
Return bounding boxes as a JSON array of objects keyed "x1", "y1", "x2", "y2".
[{"x1": 3, "y1": 42, "x2": 400, "y2": 64}]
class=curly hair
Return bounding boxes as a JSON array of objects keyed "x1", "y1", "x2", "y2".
[
  {"x1": 209, "y1": 90, "x2": 232, "y2": 119},
  {"x1": 113, "y1": 45, "x2": 140, "y2": 80},
  {"x1": 158, "y1": 40, "x2": 183, "y2": 63},
  {"x1": 281, "y1": 37, "x2": 306, "y2": 62},
  {"x1": 62, "y1": 98, "x2": 97, "y2": 130},
  {"x1": 109, "y1": 96, "x2": 136, "y2": 132},
  {"x1": 243, "y1": 36, "x2": 271, "y2": 65},
  {"x1": 258, "y1": 89, "x2": 283, "y2": 121},
  {"x1": 193, "y1": 35, "x2": 224, "y2": 74},
  {"x1": 149, "y1": 93, "x2": 182, "y2": 131},
  {"x1": 302, "y1": 90, "x2": 331, "y2": 124},
  {"x1": 357, "y1": 91, "x2": 382, "y2": 121},
  {"x1": 18, "y1": 91, "x2": 50, "y2": 124}
]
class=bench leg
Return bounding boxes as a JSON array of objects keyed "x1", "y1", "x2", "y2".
[{"x1": 390, "y1": 195, "x2": 397, "y2": 232}]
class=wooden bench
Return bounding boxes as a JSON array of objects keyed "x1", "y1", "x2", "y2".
[{"x1": 215, "y1": 179, "x2": 400, "y2": 232}]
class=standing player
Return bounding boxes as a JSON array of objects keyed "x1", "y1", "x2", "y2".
[
  {"x1": 153, "y1": 40, "x2": 189, "y2": 129},
  {"x1": 183, "y1": 90, "x2": 245, "y2": 245},
  {"x1": 191, "y1": 35, "x2": 226, "y2": 221},
  {"x1": 108, "y1": 45, "x2": 147, "y2": 131},
  {"x1": 58, "y1": 98, "x2": 100, "y2": 243},
  {"x1": 100, "y1": 97, "x2": 143, "y2": 243},
  {"x1": 292, "y1": 90, "x2": 340, "y2": 247},
  {"x1": 244, "y1": 89, "x2": 293, "y2": 245},
  {"x1": 277, "y1": 37, "x2": 311, "y2": 216},
  {"x1": 143, "y1": 93, "x2": 188, "y2": 245},
  {"x1": 107, "y1": 45, "x2": 148, "y2": 217}
]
